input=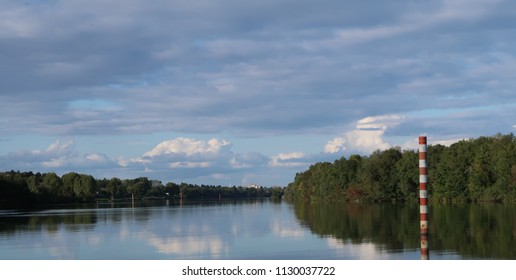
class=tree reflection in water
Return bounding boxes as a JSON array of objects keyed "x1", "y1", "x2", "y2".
[{"x1": 291, "y1": 201, "x2": 516, "y2": 259}]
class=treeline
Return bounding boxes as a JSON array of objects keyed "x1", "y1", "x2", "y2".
[
  {"x1": 285, "y1": 133, "x2": 516, "y2": 203},
  {"x1": 0, "y1": 171, "x2": 280, "y2": 208}
]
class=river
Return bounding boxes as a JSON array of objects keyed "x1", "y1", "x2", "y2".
[{"x1": 0, "y1": 199, "x2": 514, "y2": 259}]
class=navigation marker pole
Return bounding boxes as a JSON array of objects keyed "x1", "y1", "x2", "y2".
[
  {"x1": 419, "y1": 136, "x2": 429, "y2": 260},
  {"x1": 420, "y1": 232, "x2": 429, "y2": 260}
]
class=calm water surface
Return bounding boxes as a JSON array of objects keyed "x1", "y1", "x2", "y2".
[{"x1": 0, "y1": 200, "x2": 514, "y2": 259}]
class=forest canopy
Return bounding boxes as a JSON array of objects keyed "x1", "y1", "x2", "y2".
[
  {"x1": 0, "y1": 171, "x2": 279, "y2": 208},
  {"x1": 284, "y1": 133, "x2": 516, "y2": 203}
]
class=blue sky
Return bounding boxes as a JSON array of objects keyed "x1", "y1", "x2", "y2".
[{"x1": 1, "y1": 0, "x2": 515, "y2": 186}]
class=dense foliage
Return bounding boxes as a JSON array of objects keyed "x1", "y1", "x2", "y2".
[
  {"x1": 0, "y1": 171, "x2": 280, "y2": 208},
  {"x1": 285, "y1": 133, "x2": 516, "y2": 202}
]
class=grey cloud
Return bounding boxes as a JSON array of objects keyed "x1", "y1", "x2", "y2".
[{"x1": 0, "y1": 1, "x2": 515, "y2": 151}]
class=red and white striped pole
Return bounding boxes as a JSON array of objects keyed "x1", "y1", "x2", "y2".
[
  {"x1": 420, "y1": 231, "x2": 429, "y2": 260},
  {"x1": 419, "y1": 136, "x2": 428, "y2": 234},
  {"x1": 419, "y1": 136, "x2": 429, "y2": 260}
]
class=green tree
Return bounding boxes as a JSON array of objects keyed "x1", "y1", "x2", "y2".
[
  {"x1": 126, "y1": 184, "x2": 141, "y2": 200},
  {"x1": 165, "y1": 182, "x2": 180, "y2": 197},
  {"x1": 43, "y1": 172, "x2": 63, "y2": 201},
  {"x1": 433, "y1": 140, "x2": 472, "y2": 201},
  {"x1": 75, "y1": 174, "x2": 96, "y2": 201},
  {"x1": 395, "y1": 150, "x2": 418, "y2": 201},
  {"x1": 106, "y1": 177, "x2": 122, "y2": 200},
  {"x1": 467, "y1": 141, "x2": 493, "y2": 201},
  {"x1": 61, "y1": 172, "x2": 80, "y2": 201}
]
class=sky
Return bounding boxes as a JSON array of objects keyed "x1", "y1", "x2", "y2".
[{"x1": 1, "y1": 0, "x2": 515, "y2": 186}]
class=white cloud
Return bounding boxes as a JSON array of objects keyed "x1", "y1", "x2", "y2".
[
  {"x1": 45, "y1": 139, "x2": 75, "y2": 156},
  {"x1": 324, "y1": 137, "x2": 346, "y2": 153},
  {"x1": 269, "y1": 152, "x2": 305, "y2": 167},
  {"x1": 129, "y1": 137, "x2": 234, "y2": 172},
  {"x1": 42, "y1": 157, "x2": 66, "y2": 168},
  {"x1": 345, "y1": 129, "x2": 390, "y2": 153},
  {"x1": 110, "y1": 137, "x2": 278, "y2": 184},
  {"x1": 85, "y1": 153, "x2": 107, "y2": 162},
  {"x1": 134, "y1": 137, "x2": 270, "y2": 172},
  {"x1": 143, "y1": 138, "x2": 231, "y2": 157},
  {"x1": 1, "y1": 139, "x2": 115, "y2": 172},
  {"x1": 326, "y1": 114, "x2": 404, "y2": 155},
  {"x1": 9, "y1": 139, "x2": 76, "y2": 168},
  {"x1": 356, "y1": 114, "x2": 403, "y2": 130},
  {"x1": 117, "y1": 157, "x2": 129, "y2": 167}
]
